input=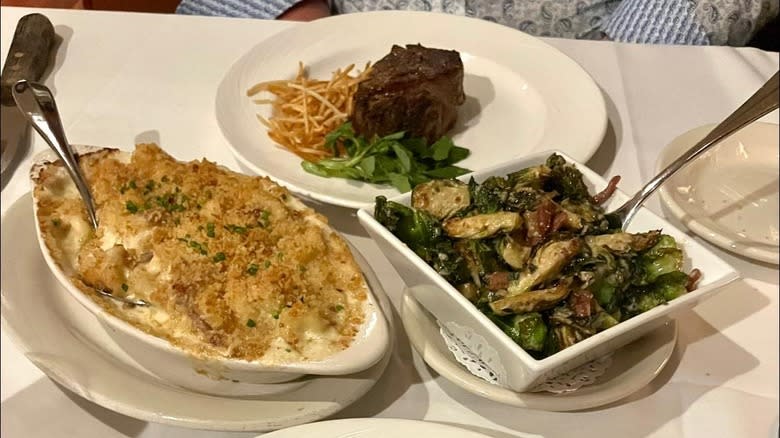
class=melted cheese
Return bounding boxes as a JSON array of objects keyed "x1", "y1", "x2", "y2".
[{"x1": 34, "y1": 144, "x2": 367, "y2": 364}]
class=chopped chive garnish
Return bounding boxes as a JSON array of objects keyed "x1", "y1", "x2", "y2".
[
  {"x1": 129, "y1": 180, "x2": 137, "y2": 190},
  {"x1": 257, "y1": 210, "x2": 271, "y2": 227},
  {"x1": 184, "y1": 239, "x2": 207, "y2": 255},
  {"x1": 212, "y1": 252, "x2": 226, "y2": 263},
  {"x1": 335, "y1": 305, "x2": 344, "y2": 312},
  {"x1": 121, "y1": 283, "x2": 129, "y2": 292},
  {"x1": 225, "y1": 224, "x2": 248, "y2": 235},
  {"x1": 271, "y1": 311, "x2": 280, "y2": 319},
  {"x1": 264, "y1": 260, "x2": 272, "y2": 269},
  {"x1": 144, "y1": 180, "x2": 155, "y2": 194},
  {"x1": 247, "y1": 263, "x2": 259, "y2": 276},
  {"x1": 126, "y1": 200, "x2": 139, "y2": 214},
  {"x1": 246, "y1": 319, "x2": 256, "y2": 328},
  {"x1": 52, "y1": 218, "x2": 61, "y2": 227},
  {"x1": 206, "y1": 222, "x2": 215, "y2": 238}
]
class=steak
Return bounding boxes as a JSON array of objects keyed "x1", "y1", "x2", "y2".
[{"x1": 352, "y1": 44, "x2": 465, "y2": 144}]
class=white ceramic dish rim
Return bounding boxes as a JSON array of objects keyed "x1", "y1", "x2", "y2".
[
  {"x1": 29, "y1": 145, "x2": 389, "y2": 377},
  {"x1": 358, "y1": 149, "x2": 740, "y2": 374},
  {"x1": 399, "y1": 290, "x2": 677, "y2": 411},
  {"x1": 0, "y1": 193, "x2": 394, "y2": 431},
  {"x1": 655, "y1": 122, "x2": 779, "y2": 265},
  {"x1": 259, "y1": 418, "x2": 501, "y2": 438},
  {"x1": 215, "y1": 10, "x2": 607, "y2": 209}
]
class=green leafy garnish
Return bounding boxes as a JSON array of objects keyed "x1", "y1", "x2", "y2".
[
  {"x1": 212, "y1": 252, "x2": 226, "y2": 263},
  {"x1": 246, "y1": 319, "x2": 256, "y2": 328},
  {"x1": 301, "y1": 122, "x2": 471, "y2": 193},
  {"x1": 206, "y1": 222, "x2": 216, "y2": 238},
  {"x1": 247, "y1": 263, "x2": 259, "y2": 276},
  {"x1": 121, "y1": 283, "x2": 129, "y2": 292}
]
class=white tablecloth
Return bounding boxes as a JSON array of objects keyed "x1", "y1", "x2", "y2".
[{"x1": 1, "y1": 7, "x2": 777, "y2": 438}]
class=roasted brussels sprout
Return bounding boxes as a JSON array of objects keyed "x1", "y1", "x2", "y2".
[
  {"x1": 374, "y1": 154, "x2": 696, "y2": 360},
  {"x1": 487, "y1": 312, "x2": 549, "y2": 352},
  {"x1": 443, "y1": 212, "x2": 522, "y2": 239},
  {"x1": 411, "y1": 179, "x2": 470, "y2": 220}
]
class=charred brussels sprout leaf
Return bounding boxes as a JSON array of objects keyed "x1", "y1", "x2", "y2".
[
  {"x1": 622, "y1": 271, "x2": 688, "y2": 317},
  {"x1": 374, "y1": 196, "x2": 441, "y2": 251},
  {"x1": 507, "y1": 165, "x2": 551, "y2": 190},
  {"x1": 469, "y1": 176, "x2": 510, "y2": 214},
  {"x1": 545, "y1": 153, "x2": 591, "y2": 202}
]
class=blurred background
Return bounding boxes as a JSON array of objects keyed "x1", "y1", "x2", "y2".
[
  {"x1": 1, "y1": 0, "x2": 777, "y2": 51},
  {"x1": 0, "y1": 0, "x2": 180, "y2": 13}
]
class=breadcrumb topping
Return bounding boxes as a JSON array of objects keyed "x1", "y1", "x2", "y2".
[{"x1": 34, "y1": 144, "x2": 367, "y2": 363}]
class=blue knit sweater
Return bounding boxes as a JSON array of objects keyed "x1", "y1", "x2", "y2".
[{"x1": 176, "y1": 0, "x2": 779, "y2": 46}]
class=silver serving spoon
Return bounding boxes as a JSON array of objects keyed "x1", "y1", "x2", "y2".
[
  {"x1": 13, "y1": 80, "x2": 149, "y2": 308},
  {"x1": 608, "y1": 71, "x2": 779, "y2": 229}
]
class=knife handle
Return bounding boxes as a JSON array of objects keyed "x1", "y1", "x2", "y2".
[{"x1": 1, "y1": 14, "x2": 56, "y2": 106}]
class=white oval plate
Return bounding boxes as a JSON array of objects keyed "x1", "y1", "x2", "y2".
[
  {"x1": 260, "y1": 418, "x2": 519, "y2": 438},
  {"x1": 657, "y1": 122, "x2": 779, "y2": 265},
  {"x1": 216, "y1": 11, "x2": 607, "y2": 209},
  {"x1": 400, "y1": 291, "x2": 676, "y2": 412},
  {"x1": 0, "y1": 194, "x2": 392, "y2": 432}
]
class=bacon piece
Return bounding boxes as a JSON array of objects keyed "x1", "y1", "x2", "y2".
[
  {"x1": 686, "y1": 268, "x2": 702, "y2": 291},
  {"x1": 486, "y1": 271, "x2": 511, "y2": 291},
  {"x1": 569, "y1": 289, "x2": 594, "y2": 318},
  {"x1": 592, "y1": 175, "x2": 621, "y2": 205},
  {"x1": 525, "y1": 198, "x2": 555, "y2": 245},
  {"x1": 551, "y1": 211, "x2": 568, "y2": 233}
]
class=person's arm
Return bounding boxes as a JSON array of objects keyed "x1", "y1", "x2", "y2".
[
  {"x1": 278, "y1": 0, "x2": 330, "y2": 21},
  {"x1": 176, "y1": 0, "x2": 328, "y2": 20},
  {"x1": 602, "y1": 0, "x2": 778, "y2": 46}
]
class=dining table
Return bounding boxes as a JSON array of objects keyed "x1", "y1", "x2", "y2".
[{"x1": 0, "y1": 5, "x2": 778, "y2": 438}]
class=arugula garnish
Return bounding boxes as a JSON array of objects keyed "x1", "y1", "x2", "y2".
[{"x1": 301, "y1": 122, "x2": 471, "y2": 193}]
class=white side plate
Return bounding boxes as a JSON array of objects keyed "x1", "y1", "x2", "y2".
[
  {"x1": 400, "y1": 291, "x2": 676, "y2": 412},
  {"x1": 216, "y1": 11, "x2": 607, "y2": 208},
  {"x1": 260, "y1": 418, "x2": 529, "y2": 438},
  {"x1": 657, "y1": 122, "x2": 779, "y2": 265}
]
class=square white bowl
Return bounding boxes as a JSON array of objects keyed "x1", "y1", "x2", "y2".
[{"x1": 358, "y1": 150, "x2": 740, "y2": 392}]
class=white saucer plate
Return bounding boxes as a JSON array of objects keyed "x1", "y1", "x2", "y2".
[
  {"x1": 657, "y1": 122, "x2": 779, "y2": 265},
  {"x1": 216, "y1": 11, "x2": 607, "y2": 209},
  {"x1": 260, "y1": 418, "x2": 519, "y2": 438},
  {"x1": 0, "y1": 194, "x2": 392, "y2": 432},
  {"x1": 400, "y1": 291, "x2": 677, "y2": 412}
]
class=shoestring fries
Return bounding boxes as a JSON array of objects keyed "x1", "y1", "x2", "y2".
[{"x1": 247, "y1": 62, "x2": 372, "y2": 162}]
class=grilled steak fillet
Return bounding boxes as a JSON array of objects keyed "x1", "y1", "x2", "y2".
[{"x1": 352, "y1": 44, "x2": 465, "y2": 143}]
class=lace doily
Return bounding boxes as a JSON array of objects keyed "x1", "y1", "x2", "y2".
[{"x1": 438, "y1": 321, "x2": 612, "y2": 394}]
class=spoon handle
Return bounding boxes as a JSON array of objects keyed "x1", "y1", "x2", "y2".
[
  {"x1": 12, "y1": 80, "x2": 99, "y2": 229},
  {"x1": 614, "y1": 71, "x2": 779, "y2": 229}
]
